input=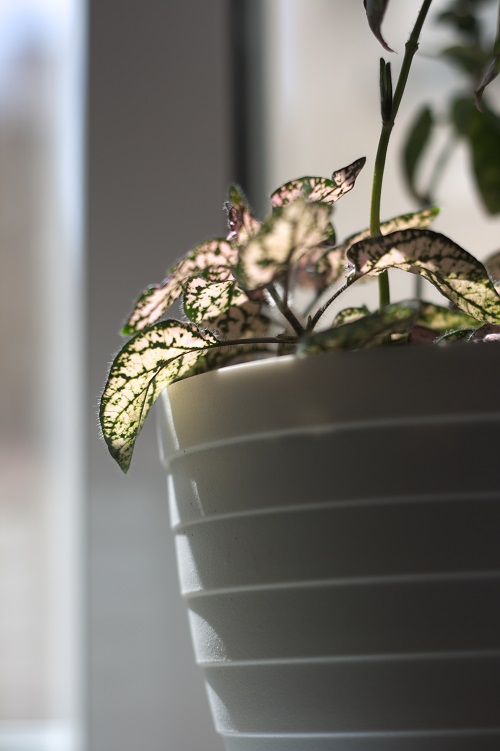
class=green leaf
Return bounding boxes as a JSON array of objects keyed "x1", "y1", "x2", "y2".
[
  {"x1": 441, "y1": 45, "x2": 488, "y2": 78},
  {"x1": 298, "y1": 301, "x2": 418, "y2": 355},
  {"x1": 317, "y1": 207, "x2": 439, "y2": 287},
  {"x1": 236, "y1": 199, "x2": 332, "y2": 291},
  {"x1": 452, "y1": 97, "x2": 500, "y2": 213},
  {"x1": 100, "y1": 321, "x2": 219, "y2": 472},
  {"x1": 364, "y1": 0, "x2": 393, "y2": 52},
  {"x1": 436, "y1": 9, "x2": 480, "y2": 40},
  {"x1": 271, "y1": 158, "x2": 366, "y2": 208},
  {"x1": 403, "y1": 106, "x2": 434, "y2": 203},
  {"x1": 347, "y1": 228, "x2": 500, "y2": 323},
  {"x1": 122, "y1": 238, "x2": 236, "y2": 335},
  {"x1": 225, "y1": 185, "x2": 260, "y2": 244}
]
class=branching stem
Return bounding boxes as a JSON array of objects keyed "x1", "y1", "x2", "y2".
[
  {"x1": 267, "y1": 283, "x2": 304, "y2": 335},
  {"x1": 307, "y1": 281, "x2": 351, "y2": 331}
]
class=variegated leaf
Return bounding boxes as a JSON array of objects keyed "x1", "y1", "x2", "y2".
[
  {"x1": 123, "y1": 239, "x2": 236, "y2": 335},
  {"x1": 347, "y1": 228, "x2": 500, "y2": 324},
  {"x1": 416, "y1": 301, "x2": 478, "y2": 331},
  {"x1": 183, "y1": 277, "x2": 269, "y2": 338},
  {"x1": 271, "y1": 158, "x2": 366, "y2": 208},
  {"x1": 298, "y1": 301, "x2": 418, "y2": 355},
  {"x1": 210, "y1": 300, "x2": 270, "y2": 339},
  {"x1": 294, "y1": 223, "x2": 336, "y2": 289},
  {"x1": 236, "y1": 200, "x2": 332, "y2": 291},
  {"x1": 100, "y1": 321, "x2": 219, "y2": 472},
  {"x1": 317, "y1": 207, "x2": 439, "y2": 287},
  {"x1": 332, "y1": 305, "x2": 371, "y2": 327},
  {"x1": 364, "y1": 0, "x2": 393, "y2": 52},
  {"x1": 225, "y1": 185, "x2": 261, "y2": 244},
  {"x1": 183, "y1": 278, "x2": 248, "y2": 324}
]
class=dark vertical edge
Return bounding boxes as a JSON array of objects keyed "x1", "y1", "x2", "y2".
[{"x1": 229, "y1": 0, "x2": 268, "y2": 215}]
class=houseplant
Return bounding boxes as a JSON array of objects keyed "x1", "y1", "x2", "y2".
[{"x1": 100, "y1": 1, "x2": 500, "y2": 749}]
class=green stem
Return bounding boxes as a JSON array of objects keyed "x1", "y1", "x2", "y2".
[{"x1": 370, "y1": 0, "x2": 434, "y2": 310}]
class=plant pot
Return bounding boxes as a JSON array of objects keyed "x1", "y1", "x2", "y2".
[{"x1": 157, "y1": 344, "x2": 500, "y2": 751}]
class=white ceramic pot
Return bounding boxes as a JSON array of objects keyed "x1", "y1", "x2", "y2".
[{"x1": 157, "y1": 344, "x2": 500, "y2": 751}]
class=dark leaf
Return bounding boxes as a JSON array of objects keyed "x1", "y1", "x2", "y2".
[
  {"x1": 470, "y1": 322, "x2": 500, "y2": 341},
  {"x1": 475, "y1": 55, "x2": 500, "y2": 109},
  {"x1": 441, "y1": 45, "x2": 488, "y2": 78},
  {"x1": 403, "y1": 107, "x2": 434, "y2": 204},
  {"x1": 475, "y1": 2, "x2": 500, "y2": 108},
  {"x1": 436, "y1": 9, "x2": 480, "y2": 39},
  {"x1": 409, "y1": 325, "x2": 439, "y2": 344},
  {"x1": 364, "y1": 0, "x2": 394, "y2": 52},
  {"x1": 452, "y1": 97, "x2": 500, "y2": 213},
  {"x1": 347, "y1": 228, "x2": 500, "y2": 323}
]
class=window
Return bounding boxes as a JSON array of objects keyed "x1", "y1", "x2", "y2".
[{"x1": 0, "y1": 1, "x2": 85, "y2": 749}]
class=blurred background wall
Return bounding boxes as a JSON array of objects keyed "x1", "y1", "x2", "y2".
[{"x1": 86, "y1": 1, "x2": 232, "y2": 750}]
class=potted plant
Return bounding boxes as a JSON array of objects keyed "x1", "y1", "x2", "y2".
[{"x1": 100, "y1": 1, "x2": 500, "y2": 749}]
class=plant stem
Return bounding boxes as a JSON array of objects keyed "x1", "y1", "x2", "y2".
[
  {"x1": 307, "y1": 281, "x2": 350, "y2": 330},
  {"x1": 370, "y1": 0, "x2": 434, "y2": 310},
  {"x1": 267, "y1": 283, "x2": 304, "y2": 335}
]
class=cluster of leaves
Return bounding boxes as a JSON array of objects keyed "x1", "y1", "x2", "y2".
[
  {"x1": 402, "y1": 0, "x2": 500, "y2": 212},
  {"x1": 100, "y1": 157, "x2": 500, "y2": 472}
]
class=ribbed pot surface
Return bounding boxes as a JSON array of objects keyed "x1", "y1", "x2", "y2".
[{"x1": 158, "y1": 346, "x2": 500, "y2": 751}]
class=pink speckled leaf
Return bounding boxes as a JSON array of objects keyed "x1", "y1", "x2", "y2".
[
  {"x1": 347, "y1": 228, "x2": 500, "y2": 323},
  {"x1": 236, "y1": 200, "x2": 332, "y2": 291},
  {"x1": 271, "y1": 158, "x2": 366, "y2": 208},
  {"x1": 123, "y1": 238, "x2": 236, "y2": 335},
  {"x1": 225, "y1": 185, "x2": 261, "y2": 244},
  {"x1": 313, "y1": 207, "x2": 439, "y2": 289},
  {"x1": 183, "y1": 277, "x2": 269, "y2": 338}
]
